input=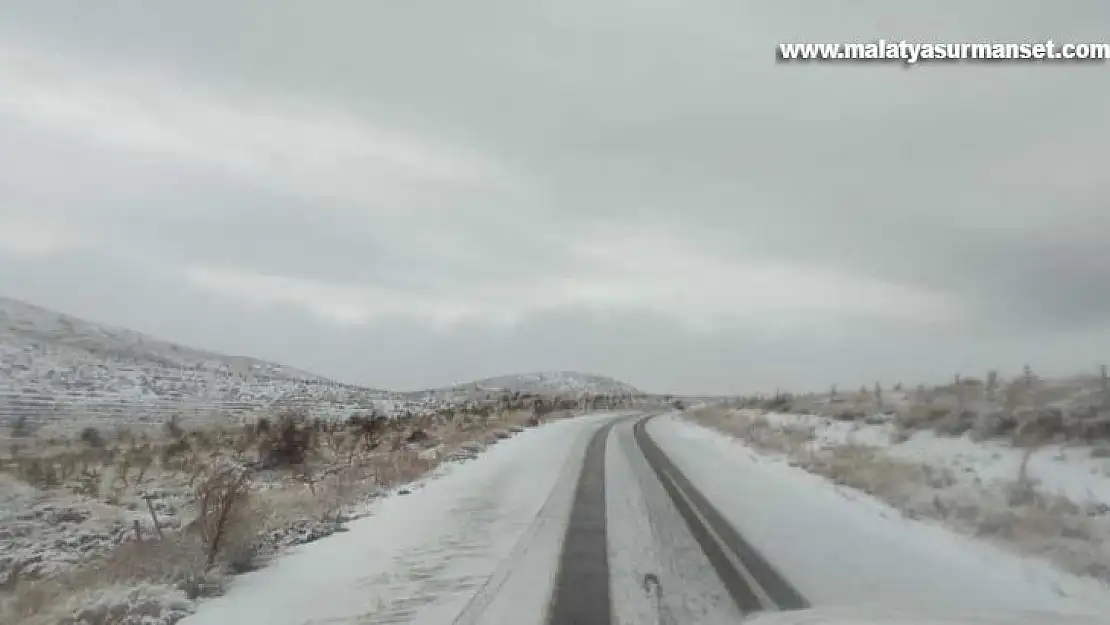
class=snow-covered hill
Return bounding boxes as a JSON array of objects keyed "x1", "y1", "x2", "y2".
[
  {"x1": 0, "y1": 296, "x2": 323, "y2": 383},
  {"x1": 0, "y1": 297, "x2": 422, "y2": 429},
  {"x1": 433, "y1": 371, "x2": 641, "y2": 398},
  {"x1": 0, "y1": 297, "x2": 640, "y2": 432}
]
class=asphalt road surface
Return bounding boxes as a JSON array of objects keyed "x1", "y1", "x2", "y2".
[{"x1": 546, "y1": 413, "x2": 808, "y2": 625}]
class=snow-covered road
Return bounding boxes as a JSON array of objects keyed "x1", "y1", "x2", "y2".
[{"x1": 183, "y1": 412, "x2": 1110, "y2": 625}]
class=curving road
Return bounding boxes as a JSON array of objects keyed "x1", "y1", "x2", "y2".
[
  {"x1": 545, "y1": 413, "x2": 807, "y2": 624},
  {"x1": 186, "y1": 410, "x2": 1109, "y2": 625}
]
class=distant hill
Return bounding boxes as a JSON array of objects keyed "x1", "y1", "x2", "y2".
[
  {"x1": 430, "y1": 370, "x2": 641, "y2": 397},
  {"x1": 0, "y1": 296, "x2": 322, "y2": 383},
  {"x1": 0, "y1": 296, "x2": 403, "y2": 428},
  {"x1": 0, "y1": 297, "x2": 641, "y2": 432}
]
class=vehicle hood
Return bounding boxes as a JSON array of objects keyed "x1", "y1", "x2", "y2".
[{"x1": 743, "y1": 606, "x2": 1106, "y2": 625}]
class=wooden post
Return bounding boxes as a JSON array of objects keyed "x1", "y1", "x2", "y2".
[
  {"x1": 1101, "y1": 364, "x2": 1108, "y2": 405},
  {"x1": 133, "y1": 519, "x2": 143, "y2": 542},
  {"x1": 144, "y1": 495, "x2": 164, "y2": 538},
  {"x1": 955, "y1": 379, "x2": 965, "y2": 420}
]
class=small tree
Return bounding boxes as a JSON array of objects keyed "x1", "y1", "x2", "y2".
[
  {"x1": 1101, "y1": 365, "x2": 1108, "y2": 406},
  {"x1": 134, "y1": 446, "x2": 154, "y2": 484},
  {"x1": 258, "y1": 412, "x2": 314, "y2": 468},
  {"x1": 194, "y1": 459, "x2": 252, "y2": 570},
  {"x1": 80, "y1": 427, "x2": 106, "y2": 448},
  {"x1": 165, "y1": 415, "x2": 185, "y2": 439}
]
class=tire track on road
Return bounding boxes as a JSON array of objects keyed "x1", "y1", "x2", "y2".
[
  {"x1": 450, "y1": 417, "x2": 604, "y2": 625},
  {"x1": 633, "y1": 414, "x2": 809, "y2": 616},
  {"x1": 547, "y1": 412, "x2": 807, "y2": 623},
  {"x1": 546, "y1": 417, "x2": 625, "y2": 625}
]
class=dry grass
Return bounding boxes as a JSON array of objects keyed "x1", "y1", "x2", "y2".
[
  {"x1": 2, "y1": 534, "x2": 212, "y2": 625},
  {"x1": 0, "y1": 401, "x2": 586, "y2": 625},
  {"x1": 719, "y1": 366, "x2": 1110, "y2": 448},
  {"x1": 687, "y1": 406, "x2": 816, "y2": 455}
]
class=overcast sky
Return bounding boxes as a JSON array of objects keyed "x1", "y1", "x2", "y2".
[{"x1": 1, "y1": 2, "x2": 1108, "y2": 394}]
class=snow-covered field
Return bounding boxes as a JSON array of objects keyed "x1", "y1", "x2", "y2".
[
  {"x1": 160, "y1": 411, "x2": 1110, "y2": 624},
  {"x1": 683, "y1": 406, "x2": 1110, "y2": 600},
  {"x1": 182, "y1": 413, "x2": 624, "y2": 625},
  {"x1": 1, "y1": 410, "x2": 599, "y2": 625},
  {"x1": 653, "y1": 415, "x2": 1110, "y2": 618},
  {"x1": 784, "y1": 410, "x2": 1110, "y2": 508}
]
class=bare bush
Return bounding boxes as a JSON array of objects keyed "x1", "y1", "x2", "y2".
[
  {"x1": 1015, "y1": 407, "x2": 1066, "y2": 446},
  {"x1": 190, "y1": 459, "x2": 252, "y2": 570},
  {"x1": 889, "y1": 427, "x2": 912, "y2": 445},
  {"x1": 164, "y1": 415, "x2": 185, "y2": 439},
  {"x1": 688, "y1": 407, "x2": 814, "y2": 455},
  {"x1": 799, "y1": 444, "x2": 957, "y2": 505},
  {"x1": 2, "y1": 535, "x2": 214, "y2": 625},
  {"x1": 1071, "y1": 406, "x2": 1110, "y2": 442},
  {"x1": 79, "y1": 427, "x2": 106, "y2": 449},
  {"x1": 934, "y1": 409, "x2": 976, "y2": 437},
  {"x1": 970, "y1": 409, "x2": 1019, "y2": 441},
  {"x1": 833, "y1": 409, "x2": 864, "y2": 422},
  {"x1": 257, "y1": 412, "x2": 313, "y2": 469},
  {"x1": 369, "y1": 450, "x2": 436, "y2": 490}
]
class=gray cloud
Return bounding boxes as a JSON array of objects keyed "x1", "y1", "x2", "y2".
[{"x1": 2, "y1": 1, "x2": 1109, "y2": 393}]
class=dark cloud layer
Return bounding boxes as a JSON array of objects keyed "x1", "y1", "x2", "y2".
[{"x1": 1, "y1": 2, "x2": 1108, "y2": 393}]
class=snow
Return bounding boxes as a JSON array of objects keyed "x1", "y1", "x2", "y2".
[
  {"x1": 743, "y1": 409, "x2": 1110, "y2": 580},
  {"x1": 52, "y1": 583, "x2": 194, "y2": 625},
  {"x1": 649, "y1": 414, "x2": 1110, "y2": 620},
  {"x1": 0, "y1": 473, "x2": 152, "y2": 580},
  {"x1": 137, "y1": 410, "x2": 1110, "y2": 624},
  {"x1": 181, "y1": 413, "x2": 628, "y2": 625},
  {"x1": 605, "y1": 417, "x2": 743, "y2": 623},
  {"x1": 759, "y1": 411, "x2": 1110, "y2": 509}
]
